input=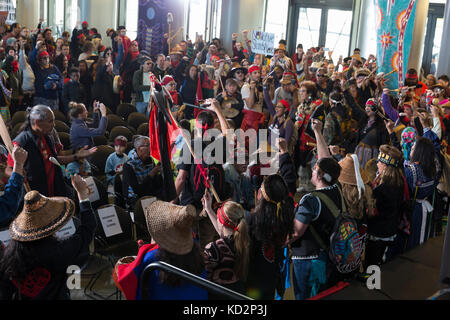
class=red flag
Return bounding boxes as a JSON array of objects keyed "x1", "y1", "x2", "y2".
[
  {"x1": 149, "y1": 100, "x2": 179, "y2": 162},
  {"x1": 194, "y1": 74, "x2": 203, "y2": 118}
]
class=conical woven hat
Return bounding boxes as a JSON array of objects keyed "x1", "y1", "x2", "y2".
[
  {"x1": 144, "y1": 201, "x2": 196, "y2": 255},
  {"x1": 9, "y1": 191, "x2": 75, "y2": 242},
  {"x1": 338, "y1": 154, "x2": 369, "y2": 186}
]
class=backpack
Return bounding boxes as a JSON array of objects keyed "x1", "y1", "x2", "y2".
[{"x1": 309, "y1": 187, "x2": 363, "y2": 274}]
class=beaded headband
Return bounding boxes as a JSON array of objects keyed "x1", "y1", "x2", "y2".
[{"x1": 377, "y1": 151, "x2": 400, "y2": 167}]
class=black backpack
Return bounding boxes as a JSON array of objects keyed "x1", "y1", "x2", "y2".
[{"x1": 309, "y1": 187, "x2": 363, "y2": 274}]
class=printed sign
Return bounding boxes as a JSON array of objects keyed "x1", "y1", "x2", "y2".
[
  {"x1": 85, "y1": 176, "x2": 100, "y2": 203},
  {"x1": 97, "y1": 206, "x2": 123, "y2": 238},
  {"x1": 251, "y1": 31, "x2": 275, "y2": 55},
  {"x1": 0, "y1": 229, "x2": 11, "y2": 247},
  {"x1": 55, "y1": 219, "x2": 76, "y2": 240}
]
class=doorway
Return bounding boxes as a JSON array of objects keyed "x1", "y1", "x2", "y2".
[
  {"x1": 421, "y1": 4, "x2": 445, "y2": 76},
  {"x1": 288, "y1": 0, "x2": 354, "y2": 63}
]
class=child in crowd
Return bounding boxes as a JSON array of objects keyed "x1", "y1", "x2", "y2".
[
  {"x1": 65, "y1": 146, "x2": 92, "y2": 178},
  {"x1": 105, "y1": 136, "x2": 129, "y2": 187},
  {"x1": 202, "y1": 192, "x2": 250, "y2": 296}
]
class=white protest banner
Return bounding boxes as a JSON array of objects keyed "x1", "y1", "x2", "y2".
[
  {"x1": 85, "y1": 176, "x2": 100, "y2": 202},
  {"x1": 97, "y1": 206, "x2": 123, "y2": 238},
  {"x1": 251, "y1": 31, "x2": 275, "y2": 55},
  {"x1": 55, "y1": 219, "x2": 76, "y2": 240},
  {"x1": 0, "y1": 229, "x2": 11, "y2": 247}
]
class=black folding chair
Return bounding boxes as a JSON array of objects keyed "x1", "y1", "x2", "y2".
[
  {"x1": 117, "y1": 103, "x2": 137, "y2": 121},
  {"x1": 84, "y1": 204, "x2": 137, "y2": 300}
]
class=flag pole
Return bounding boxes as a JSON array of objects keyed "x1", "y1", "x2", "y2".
[{"x1": 161, "y1": 86, "x2": 221, "y2": 203}]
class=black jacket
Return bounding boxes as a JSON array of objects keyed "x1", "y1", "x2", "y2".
[
  {"x1": 0, "y1": 201, "x2": 97, "y2": 300},
  {"x1": 14, "y1": 128, "x2": 73, "y2": 198},
  {"x1": 63, "y1": 80, "x2": 88, "y2": 113},
  {"x1": 368, "y1": 183, "x2": 404, "y2": 238}
]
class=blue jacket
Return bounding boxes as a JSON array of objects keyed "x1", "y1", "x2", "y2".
[
  {"x1": 29, "y1": 47, "x2": 64, "y2": 100},
  {"x1": 69, "y1": 113, "x2": 107, "y2": 150},
  {"x1": 0, "y1": 172, "x2": 24, "y2": 228},
  {"x1": 105, "y1": 152, "x2": 128, "y2": 186}
]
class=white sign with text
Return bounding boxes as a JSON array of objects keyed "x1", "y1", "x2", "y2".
[
  {"x1": 97, "y1": 206, "x2": 123, "y2": 238},
  {"x1": 85, "y1": 176, "x2": 100, "y2": 202},
  {"x1": 251, "y1": 31, "x2": 275, "y2": 55}
]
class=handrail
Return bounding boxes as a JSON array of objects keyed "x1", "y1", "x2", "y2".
[{"x1": 140, "y1": 261, "x2": 252, "y2": 300}]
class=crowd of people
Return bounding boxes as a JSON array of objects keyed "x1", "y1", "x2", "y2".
[{"x1": 0, "y1": 18, "x2": 449, "y2": 301}]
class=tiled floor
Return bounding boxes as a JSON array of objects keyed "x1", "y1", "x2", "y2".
[{"x1": 70, "y1": 231, "x2": 448, "y2": 300}]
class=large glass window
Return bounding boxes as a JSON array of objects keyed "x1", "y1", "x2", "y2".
[
  {"x1": 296, "y1": 8, "x2": 321, "y2": 50},
  {"x1": 325, "y1": 9, "x2": 352, "y2": 63},
  {"x1": 125, "y1": 0, "x2": 139, "y2": 41},
  {"x1": 431, "y1": 17, "x2": 443, "y2": 73},
  {"x1": 264, "y1": 0, "x2": 289, "y2": 45},
  {"x1": 187, "y1": 0, "x2": 207, "y2": 41},
  {"x1": 64, "y1": 0, "x2": 78, "y2": 33}
]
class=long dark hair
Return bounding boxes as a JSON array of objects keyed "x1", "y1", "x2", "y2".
[
  {"x1": 0, "y1": 239, "x2": 44, "y2": 282},
  {"x1": 410, "y1": 137, "x2": 437, "y2": 178},
  {"x1": 252, "y1": 174, "x2": 295, "y2": 247},
  {"x1": 156, "y1": 242, "x2": 204, "y2": 287}
]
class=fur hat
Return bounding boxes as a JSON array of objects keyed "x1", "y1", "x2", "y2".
[{"x1": 377, "y1": 145, "x2": 402, "y2": 167}]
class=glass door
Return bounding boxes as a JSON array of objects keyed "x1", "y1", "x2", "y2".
[
  {"x1": 290, "y1": 2, "x2": 353, "y2": 60},
  {"x1": 421, "y1": 4, "x2": 444, "y2": 76},
  {"x1": 325, "y1": 9, "x2": 353, "y2": 64},
  {"x1": 296, "y1": 7, "x2": 322, "y2": 50}
]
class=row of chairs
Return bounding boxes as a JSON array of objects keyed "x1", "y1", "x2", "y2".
[{"x1": 10, "y1": 103, "x2": 142, "y2": 127}]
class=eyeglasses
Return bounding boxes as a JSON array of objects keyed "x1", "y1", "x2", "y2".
[
  {"x1": 317, "y1": 74, "x2": 327, "y2": 78},
  {"x1": 235, "y1": 71, "x2": 243, "y2": 75}
]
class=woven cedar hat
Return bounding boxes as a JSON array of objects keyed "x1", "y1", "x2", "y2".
[
  {"x1": 275, "y1": 43, "x2": 287, "y2": 54},
  {"x1": 351, "y1": 54, "x2": 363, "y2": 64},
  {"x1": 9, "y1": 191, "x2": 75, "y2": 242},
  {"x1": 338, "y1": 154, "x2": 369, "y2": 186},
  {"x1": 144, "y1": 201, "x2": 196, "y2": 255}
]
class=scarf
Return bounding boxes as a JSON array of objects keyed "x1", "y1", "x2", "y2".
[
  {"x1": 130, "y1": 50, "x2": 140, "y2": 61},
  {"x1": 12, "y1": 60, "x2": 19, "y2": 73},
  {"x1": 401, "y1": 127, "x2": 417, "y2": 162}
]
